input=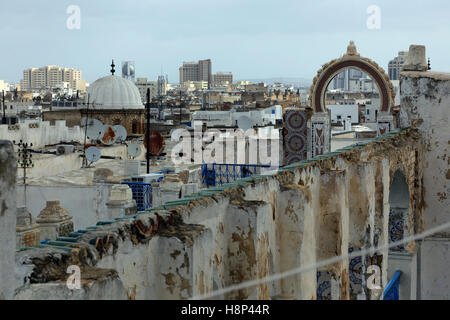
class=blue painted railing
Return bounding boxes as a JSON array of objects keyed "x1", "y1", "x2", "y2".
[
  {"x1": 383, "y1": 270, "x2": 402, "y2": 300},
  {"x1": 121, "y1": 181, "x2": 152, "y2": 211},
  {"x1": 201, "y1": 163, "x2": 275, "y2": 187}
]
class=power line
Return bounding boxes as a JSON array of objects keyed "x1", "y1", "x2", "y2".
[{"x1": 191, "y1": 220, "x2": 450, "y2": 300}]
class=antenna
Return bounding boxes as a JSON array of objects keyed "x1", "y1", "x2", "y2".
[{"x1": 85, "y1": 146, "x2": 101, "y2": 167}]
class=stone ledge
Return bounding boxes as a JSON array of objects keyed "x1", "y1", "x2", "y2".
[{"x1": 401, "y1": 70, "x2": 450, "y2": 81}]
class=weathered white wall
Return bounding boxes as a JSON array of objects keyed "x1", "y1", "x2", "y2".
[
  {"x1": 96, "y1": 215, "x2": 214, "y2": 300},
  {"x1": 16, "y1": 184, "x2": 112, "y2": 231},
  {"x1": 401, "y1": 71, "x2": 450, "y2": 299},
  {"x1": 0, "y1": 120, "x2": 84, "y2": 149},
  {"x1": 0, "y1": 141, "x2": 17, "y2": 299},
  {"x1": 420, "y1": 238, "x2": 450, "y2": 299},
  {"x1": 387, "y1": 252, "x2": 417, "y2": 300},
  {"x1": 400, "y1": 71, "x2": 449, "y2": 229},
  {"x1": 9, "y1": 128, "x2": 423, "y2": 300},
  {"x1": 18, "y1": 145, "x2": 127, "y2": 180}
]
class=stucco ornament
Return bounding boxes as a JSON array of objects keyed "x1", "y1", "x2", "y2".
[{"x1": 345, "y1": 40, "x2": 360, "y2": 57}]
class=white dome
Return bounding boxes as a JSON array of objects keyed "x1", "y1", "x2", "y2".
[{"x1": 86, "y1": 75, "x2": 143, "y2": 109}]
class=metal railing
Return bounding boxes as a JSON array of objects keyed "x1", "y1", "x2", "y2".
[
  {"x1": 201, "y1": 163, "x2": 275, "y2": 187},
  {"x1": 121, "y1": 181, "x2": 152, "y2": 211},
  {"x1": 383, "y1": 270, "x2": 402, "y2": 300}
]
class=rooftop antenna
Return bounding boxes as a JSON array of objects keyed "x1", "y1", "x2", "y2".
[
  {"x1": 2, "y1": 90, "x2": 5, "y2": 124},
  {"x1": 82, "y1": 94, "x2": 90, "y2": 167},
  {"x1": 12, "y1": 140, "x2": 34, "y2": 207},
  {"x1": 428, "y1": 58, "x2": 431, "y2": 70},
  {"x1": 145, "y1": 88, "x2": 151, "y2": 174}
]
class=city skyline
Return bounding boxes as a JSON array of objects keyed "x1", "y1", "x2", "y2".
[{"x1": 1, "y1": 0, "x2": 450, "y2": 84}]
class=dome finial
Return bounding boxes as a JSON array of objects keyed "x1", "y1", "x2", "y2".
[
  {"x1": 111, "y1": 59, "x2": 115, "y2": 75},
  {"x1": 345, "y1": 41, "x2": 359, "y2": 56}
]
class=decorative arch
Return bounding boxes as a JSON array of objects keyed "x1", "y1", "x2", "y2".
[
  {"x1": 306, "y1": 42, "x2": 396, "y2": 157},
  {"x1": 309, "y1": 41, "x2": 395, "y2": 114}
]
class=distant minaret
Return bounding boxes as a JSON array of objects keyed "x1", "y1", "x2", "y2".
[{"x1": 111, "y1": 59, "x2": 115, "y2": 75}]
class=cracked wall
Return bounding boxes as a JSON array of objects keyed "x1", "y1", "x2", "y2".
[{"x1": 0, "y1": 141, "x2": 17, "y2": 299}]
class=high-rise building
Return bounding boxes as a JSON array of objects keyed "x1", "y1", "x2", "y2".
[
  {"x1": 157, "y1": 75, "x2": 167, "y2": 96},
  {"x1": 122, "y1": 61, "x2": 136, "y2": 82},
  {"x1": 330, "y1": 68, "x2": 365, "y2": 91},
  {"x1": 20, "y1": 66, "x2": 85, "y2": 93},
  {"x1": 212, "y1": 72, "x2": 233, "y2": 86},
  {"x1": 198, "y1": 59, "x2": 212, "y2": 86},
  {"x1": 388, "y1": 51, "x2": 408, "y2": 80},
  {"x1": 179, "y1": 62, "x2": 199, "y2": 85},
  {"x1": 179, "y1": 59, "x2": 212, "y2": 88}
]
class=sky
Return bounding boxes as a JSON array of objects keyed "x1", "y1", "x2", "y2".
[{"x1": 1, "y1": 0, "x2": 449, "y2": 84}]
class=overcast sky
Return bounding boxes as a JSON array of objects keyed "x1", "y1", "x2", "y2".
[{"x1": 1, "y1": 0, "x2": 449, "y2": 84}]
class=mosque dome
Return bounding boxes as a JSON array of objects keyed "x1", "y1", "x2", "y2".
[{"x1": 86, "y1": 75, "x2": 143, "y2": 110}]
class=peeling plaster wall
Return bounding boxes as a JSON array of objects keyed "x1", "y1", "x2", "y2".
[
  {"x1": 14, "y1": 277, "x2": 127, "y2": 300},
  {"x1": 0, "y1": 141, "x2": 17, "y2": 299},
  {"x1": 400, "y1": 71, "x2": 449, "y2": 229},
  {"x1": 401, "y1": 71, "x2": 450, "y2": 299},
  {"x1": 96, "y1": 223, "x2": 213, "y2": 300},
  {"x1": 17, "y1": 184, "x2": 113, "y2": 230},
  {"x1": 0, "y1": 120, "x2": 84, "y2": 149},
  {"x1": 10, "y1": 129, "x2": 424, "y2": 300}
]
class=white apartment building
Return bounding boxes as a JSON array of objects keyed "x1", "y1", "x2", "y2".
[
  {"x1": 348, "y1": 77, "x2": 377, "y2": 93},
  {"x1": 327, "y1": 104, "x2": 359, "y2": 124},
  {"x1": 0, "y1": 80, "x2": 9, "y2": 93},
  {"x1": 182, "y1": 80, "x2": 208, "y2": 92},
  {"x1": 21, "y1": 66, "x2": 85, "y2": 93}
]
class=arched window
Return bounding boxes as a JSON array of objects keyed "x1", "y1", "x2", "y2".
[
  {"x1": 389, "y1": 170, "x2": 409, "y2": 251},
  {"x1": 132, "y1": 120, "x2": 138, "y2": 134}
]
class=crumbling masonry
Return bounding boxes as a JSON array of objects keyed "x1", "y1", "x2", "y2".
[{"x1": 1, "y1": 51, "x2": 449, "y2": 300}]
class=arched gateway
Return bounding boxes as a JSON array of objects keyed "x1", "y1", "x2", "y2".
[{"x1": 307, "y1": 41, "x2": 396, "y2": 157}]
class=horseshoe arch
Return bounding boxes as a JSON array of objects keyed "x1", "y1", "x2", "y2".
[{"x1": 309, "y1": 41, "x2": 395, "y2": 114}]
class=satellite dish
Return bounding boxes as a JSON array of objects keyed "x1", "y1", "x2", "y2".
[
  {"x1": 143, "y1": 131, "x2": 166, "y2": 156},
  {"x1": 86, "y1": 121, "x2": 105, "y2": 140},
  {"x1": 100, "y1": 125, "x2": 117, "y2": 145},
  {"x1": 237, "y1": 115, "x2": 253, "y2": 132},
  {"x1": 127, "y1": 143, "x2": 142, "y2": 158},
  {"x1": 85, "y1": 146, "x2": 101, "y2": 163},
  {"x1": 113, "y1": 125, "x2": 127, "y2": 142}
]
